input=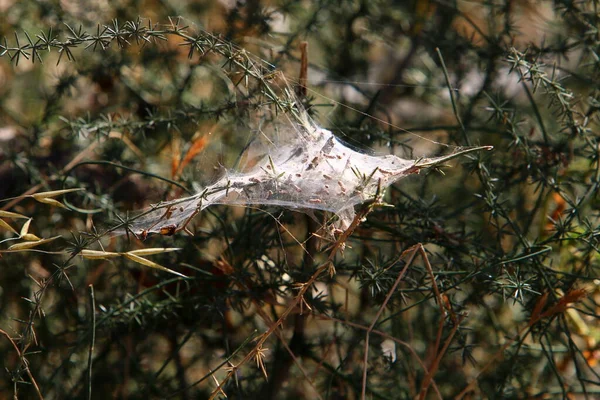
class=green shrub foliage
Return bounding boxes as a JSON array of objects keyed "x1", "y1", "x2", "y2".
[{"x1": 1, "y1": 1, "x2": 599, "y2": 399}]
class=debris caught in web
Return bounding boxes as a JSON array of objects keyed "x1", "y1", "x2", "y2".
[{"x1": 116, "y1": 32, "x2": 491, "y2": 238}]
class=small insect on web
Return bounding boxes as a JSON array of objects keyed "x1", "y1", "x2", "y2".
[{"x1": 118, "y1": 31, "x2": 491, "y2": 239}]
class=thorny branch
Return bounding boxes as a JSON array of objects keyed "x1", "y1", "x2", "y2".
[{"x1": 1, "y1": 3, "x2": 600, "y2": 399}]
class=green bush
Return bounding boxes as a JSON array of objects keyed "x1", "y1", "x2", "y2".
[{"x1": 1, "y1": 1, "x2": 599, "y2": 399}]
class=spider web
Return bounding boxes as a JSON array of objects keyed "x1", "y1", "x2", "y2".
[{"x1": 120, "y1": 31, "x2": 490, "y2": 237}]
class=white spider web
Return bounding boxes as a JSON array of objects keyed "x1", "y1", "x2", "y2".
[{"x1": 120, "y1": 31, "x2": 490, "y2": 238}]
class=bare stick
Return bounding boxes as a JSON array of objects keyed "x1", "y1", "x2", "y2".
[
  {"x1": 208, "y1": 262, "x2": 329, "y2": 400},
  {"x1": 87, "y1": 285, "x2": 96, "y2": 400},
  {"x1": 417, "y1": 242, "x2": 465, "y2": 399},
  {"x1": 236, "y1": 275, "x2": 323, "y2": 399},
  {"x1": 0, "y1": 329, "x2": 44, "y2": 400},
  {"x1": 419, "y1": 315, "x2": 465, "y2": 400},
  {"x1": 209, "y1": 205, "x2": 374, "y2": 399},
  {"x1": 321, "y1": 315, "x2": 442, "y2": 399},
  {"x1": 297, "y1": 41, "x2": 308, "y2": 98},
  {"x1": 361, "y1": 245, "x2": 418, "y2": 400}
]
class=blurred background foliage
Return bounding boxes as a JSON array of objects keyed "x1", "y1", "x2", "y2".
[{"x1": 1, "y1": 0, "x2": 600, "y2": 399}]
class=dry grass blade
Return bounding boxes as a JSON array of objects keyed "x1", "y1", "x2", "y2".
[
  {"x1": 7, "y1": 236, "x2": 61, "y2": 250},
  {"x1": 26, "y1": 188, "x2": 84, "y2": 209},
  {"x1": 20, "y1": 218, "x2": 32, "y2": 237},
  {"x1": 21, "y1": 233, "x2": 42, "y2": 241},
  {"x1": 19, "y1": 219, "x2": 42, "y2": 241},
  {"x1": 123, "y1": 253, "x2": 188, "y2": 278},
  {"x1": 0, "y1": 218, "x2": 17, "y2": 234},
  {"x1": 126, "y1": 248, "x2": 182, "y2": 256},
  {"x1": 0, "y1": 210, "x2": 29, "y2": 219},
  {"x1": 80, "y1": 249, "x2": 121, "y2": 259},
  {"x1": 30, "y1": 188, "x2": 84, "y2": 200},
  {"x1": 33, "y1": 198, "x2": 68, "y2": 208}
]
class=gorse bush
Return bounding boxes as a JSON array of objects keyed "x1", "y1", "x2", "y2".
[{"x1": 1, "y1": 1, "x2": 599, "y2": 399}]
